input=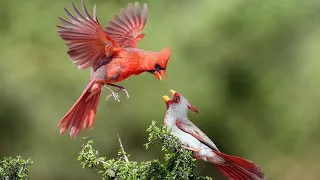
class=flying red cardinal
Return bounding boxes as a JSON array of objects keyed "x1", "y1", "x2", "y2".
[
  {"x1": 162, "y1": 90, "x2": 266, "y2": 180},
  {"x1": 56, "y1": 1, "x2": 171, "y2": 138}
]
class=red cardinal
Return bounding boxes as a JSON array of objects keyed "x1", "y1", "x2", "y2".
[
  {"x1": 162, "y1": 90, "x2": 266, "y2": 180},
  {"x1": 56, "y1": 1, "x2": 171, "y2": 138}
]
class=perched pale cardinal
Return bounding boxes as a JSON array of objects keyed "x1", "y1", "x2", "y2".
[
  {"x1": 162, "y1": 90, "x2": 266, "y2": 180},
  {"x1": 56, "y1": 1, "x2": 171, "y2": 138}
]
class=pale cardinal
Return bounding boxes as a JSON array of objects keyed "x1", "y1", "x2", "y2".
[
  {"x1": 162, "y1": 90, "x2": 266, "y2": 180},
  {"x1": 56, "y1": 1, "x2": 171, "y2": 138}
]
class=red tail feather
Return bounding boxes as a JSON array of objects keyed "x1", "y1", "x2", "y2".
[
  {"x1": 209, "y1": 151, "x2": 266, "y2": 180},
  {"x1": 58, "y1": 81, "x2": 102, "y2": 138}
]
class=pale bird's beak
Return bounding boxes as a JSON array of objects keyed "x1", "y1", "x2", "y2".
[
  {"x1": 188, "y1": 103, "x2": 199, "y2": 114},
  {"x1": 153, "y1": 71, "x2": 162, "y2": 81},
  {"x1": 162, "y1": 95, "x2": 170, "y2": 102},
  {"x1": 163, "y1": 90, "x2": 175, "y2": 104}
]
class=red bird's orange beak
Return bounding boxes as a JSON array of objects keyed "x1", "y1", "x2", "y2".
[
  {"x1": 160, "y1": 70, "x2": 166, "y2": 79},
  {"x1": 153, "y1": 70, "x2": 166, "y2": 81},
  {"x1": 188, "y1": 104, "x2": 199, "y2": 114},
  {"x1": 153, "y1": 71, "x2": 162, "y2": 81}
]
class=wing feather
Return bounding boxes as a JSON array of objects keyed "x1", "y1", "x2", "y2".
[
  {"x1": 104, "y1": 2, "x2": 148, "y2": 48},
  {"x1": 57, "y1": 1, "x2": 121, "y2": 70},
  {"x1": 176, "y1": 119, "x2": 220, "y2": 152}
]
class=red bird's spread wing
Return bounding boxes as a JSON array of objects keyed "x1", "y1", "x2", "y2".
[
  {"x1": 57, "y1": 1, "x2": 121, "y2": 70},
  {"x1": 176, "y1": 119, "x2": 220, "y2": 152},
  {"x1": 104, "y1": 2, "x2": 148, "y2": 48}
]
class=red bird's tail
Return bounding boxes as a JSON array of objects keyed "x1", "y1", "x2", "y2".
[
  {"x1": 58, "y1": 81, "x2": 102, "y2": 138},
  {"x1": 209, "y1": 151, "x2": 266, "y2": 180}
]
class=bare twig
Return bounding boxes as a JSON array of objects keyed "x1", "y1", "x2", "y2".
[
  {"x1": 82, "y1": 136, "x2": 91, "y2": 139},
  {"x1": 98, "y1": 159, "x2": 111, "y2": 166},
  {"x1": 117, "y1": 134, "x2": 129, "y2": 165}
]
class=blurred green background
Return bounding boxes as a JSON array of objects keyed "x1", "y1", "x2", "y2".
[{"x1": 1, "y1": 0, "x2": 320, "y2": 179}]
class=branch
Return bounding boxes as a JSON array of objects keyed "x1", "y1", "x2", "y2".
[{"x1": 117, "y1": 134, "x2": 129, "y2": 166}]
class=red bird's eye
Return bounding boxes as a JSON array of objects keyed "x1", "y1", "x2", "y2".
[{"x1": 174, "y1": 96, "x2": 180, "y2": 102}]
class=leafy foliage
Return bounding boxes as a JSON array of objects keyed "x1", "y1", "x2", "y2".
[
  {"x1": 78, "y1": 121, "x2": 212, "y2": 180},
  {"x1": 0, "y1": 156, "x2": 33, "y2": 180}
]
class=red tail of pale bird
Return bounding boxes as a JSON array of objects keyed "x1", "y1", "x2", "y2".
[{"x1": 209, "y1": 151, "x2": 265, "y2": 180}]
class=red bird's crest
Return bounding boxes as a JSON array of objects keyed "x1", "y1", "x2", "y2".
[{"x1": 157, "y1": 47, "x2": 171, "y2": 70}]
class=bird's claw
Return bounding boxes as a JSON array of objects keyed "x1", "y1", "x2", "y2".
[
  {"x1": 120, "y1": 88, "x2": 129, "y2": 99},
  {"x1": 106, "y1": 91, "x2": 121, "y2": 103},
  {"x1": 105, "y1": 85, "x2": 129, "y2": 103}
]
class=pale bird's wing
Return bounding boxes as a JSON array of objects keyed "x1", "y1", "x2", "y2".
[{"x1": 176, "y1": 118, "x2": 220, "y2": 152}]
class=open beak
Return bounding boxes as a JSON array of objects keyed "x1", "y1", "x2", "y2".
[
  {"x1": 163, "y1": 89, "x2": 175, "y2": 103},
  {"x1": 160, "y1": 70, "x2": 166, "y2": 79},
  {"x1": 153, "y1": 71, "x2": 162, "y2": 81},
  {"x1": 188, "y1": 103, "x2": 199, "y2": 114},
  {"x1": 162, "y1": 95, "x2": 170, "y2": 102},
  {"x1": 153, "y1": 70, "x2": 166, "y2": 81}
]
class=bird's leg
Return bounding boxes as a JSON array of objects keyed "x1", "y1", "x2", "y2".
[
  {"x1": 107, "y1": 84, "x2": 129, "y2": 98},
  {"x1": 105, "y1": 83, "x2": 129, "y2": 103}
]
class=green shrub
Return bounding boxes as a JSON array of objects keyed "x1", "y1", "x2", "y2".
[
  {"x1": 0, "y1": 156, "x2": 33, "y2": 180},
  {"x1": 78, "y1": 121, "x2": 212, "y2": 180}
]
